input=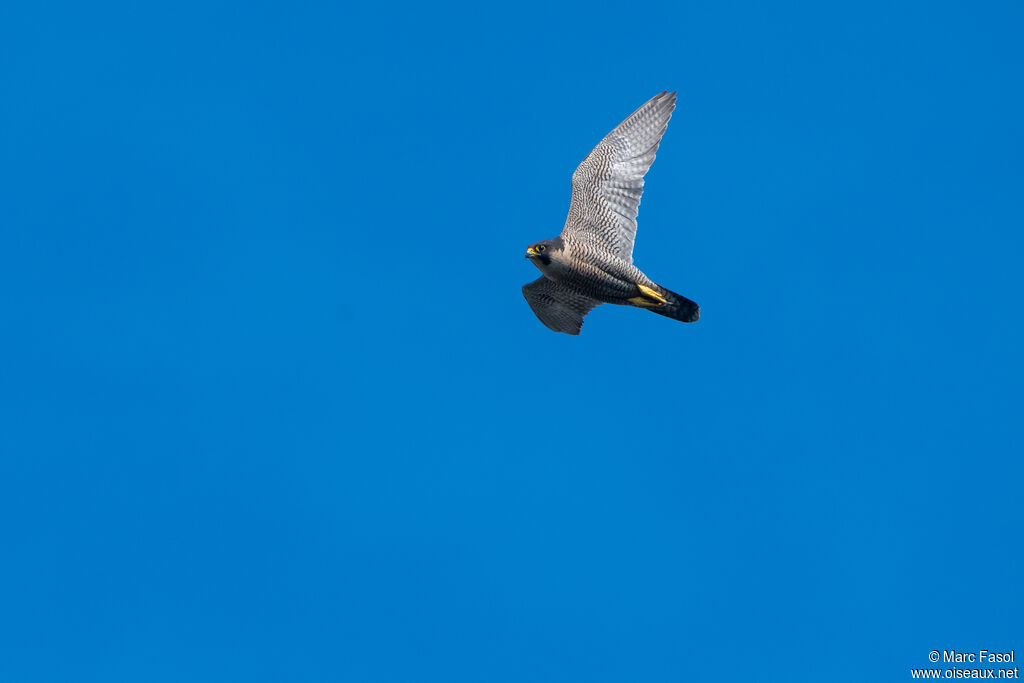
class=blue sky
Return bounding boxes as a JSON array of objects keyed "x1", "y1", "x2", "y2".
[{"x1": 1, "y1": 1, "x2": 1021, "y2": 681}]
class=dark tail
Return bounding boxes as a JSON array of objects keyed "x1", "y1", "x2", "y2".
[{"x1": 649, "y1": 284, "x2": 700, "y2": 323}]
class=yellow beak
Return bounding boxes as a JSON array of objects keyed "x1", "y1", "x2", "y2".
[{"x1": 525, "y1": 246, "x2": 538, "y2": 257}]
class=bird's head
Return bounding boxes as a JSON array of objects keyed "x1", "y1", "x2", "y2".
[{"x1": 525, "y1": 238, "x2": 563, "y2": 266}]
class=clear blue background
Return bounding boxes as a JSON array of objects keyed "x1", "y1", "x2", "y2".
[{"x1": 2, "y1": 1, "x2": 1021, "y2": 681}]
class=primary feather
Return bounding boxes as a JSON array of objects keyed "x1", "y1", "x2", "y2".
[{"x1": 563, "y1": 91, "x2": 676, "y2": 263}]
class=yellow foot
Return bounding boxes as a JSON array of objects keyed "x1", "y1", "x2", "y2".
[{"x1": 629, "y1": 284, "x2": 667, "y2": 307}]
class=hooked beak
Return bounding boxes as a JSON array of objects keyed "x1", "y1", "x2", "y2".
[{"x1": 525, "y1": 246, "x2": 538, "y2": 258}]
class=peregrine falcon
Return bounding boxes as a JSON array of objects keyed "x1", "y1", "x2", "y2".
[{"x1": 523, "y1": 91, "x2": 699, "y2": 335}]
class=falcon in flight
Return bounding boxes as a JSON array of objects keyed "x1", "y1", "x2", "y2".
[{"x1": 523, "y1": 91, "x2": 699, "y2": 335}]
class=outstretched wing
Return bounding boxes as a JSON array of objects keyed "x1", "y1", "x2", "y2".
[
  {"x1": 562, "y1": 91, "x2": 676, "y2": 263},
  {"x1": 522, "y1": 277, "x2": 602, "y2": 335}
]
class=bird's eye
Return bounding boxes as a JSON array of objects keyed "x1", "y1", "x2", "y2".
[{"x1": 537, "y1": 245, "x2": 546, "y2": 252}]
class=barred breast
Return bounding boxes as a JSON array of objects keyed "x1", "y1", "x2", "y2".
[{"x1": 561, "y1": 235, "x2": 649, "y2": 303}]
